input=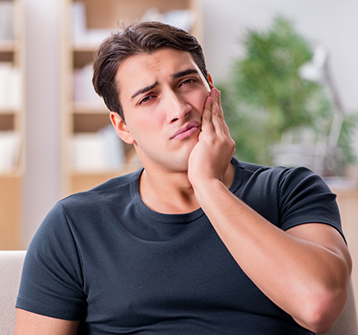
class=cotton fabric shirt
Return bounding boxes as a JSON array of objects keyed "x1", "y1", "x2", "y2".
[{"x1": 16, "y1": 158, "x2": 344, "y2": 334}]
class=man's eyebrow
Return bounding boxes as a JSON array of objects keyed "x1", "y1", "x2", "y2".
[
  {"x1": 130, "y1": 69, "x2": 199, "y2": 99},
  {"x1": 173, "y1": 68, "x2": 199, "y2": 78},
  {"x1": 131, "y1": 81, "x2": 158, "y2": 99}
]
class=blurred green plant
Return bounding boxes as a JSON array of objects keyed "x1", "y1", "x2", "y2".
[{"x1": 219, "y1": 15, "x2": 356, "y2": 175}]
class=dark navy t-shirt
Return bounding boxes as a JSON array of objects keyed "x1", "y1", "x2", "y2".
[{"x1": 16, "y1": 159, "x2": 344, "y2": 334}]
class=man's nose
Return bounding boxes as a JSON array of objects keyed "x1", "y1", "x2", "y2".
[{"x1": 166, "y1": 92, "x2": 191, "y2": 123}]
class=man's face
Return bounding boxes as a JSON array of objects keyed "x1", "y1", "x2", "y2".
[{"x1": 113, "y1": 48, "x2": 211, "y2": 173}]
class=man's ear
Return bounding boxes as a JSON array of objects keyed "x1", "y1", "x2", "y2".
[
  {"x1": 208, "y1": 73, "x2": 214, "y2": 89},
  {"x1": 110, "y1": 112, "x2": 135, "y2": 144}
]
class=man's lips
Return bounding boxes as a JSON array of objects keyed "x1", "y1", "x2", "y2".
[{"x1": 171, "y1": 121, "x2": 201, "y2": 140}]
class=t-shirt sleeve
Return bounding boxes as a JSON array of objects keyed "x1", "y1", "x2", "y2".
[
  {"x1": 278, "y1": 166, "x2": 345, "y2": 242},
  {"x1": 16, "y1": 201, "x2": 87, "y2": 320}
]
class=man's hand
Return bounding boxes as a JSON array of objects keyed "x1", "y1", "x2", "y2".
[{"x1": 188, "y1": 84, "x2": 235, "y2": 188}]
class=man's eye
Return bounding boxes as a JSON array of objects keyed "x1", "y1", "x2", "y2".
[
  {"x1": 180, "y1": 79, "x2": 197, "y2": 86},
  {"x1": 138, "y1": 96, "x2": 153, "y2": 105}
]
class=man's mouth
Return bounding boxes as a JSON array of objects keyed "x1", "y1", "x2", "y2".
[{"x1": 171, "y1": 121, "x2": 201, "y2": 140}]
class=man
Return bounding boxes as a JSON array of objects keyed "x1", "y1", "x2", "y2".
[{"x1": 15, "y1": 21, "x2": 351, "y2": 334}]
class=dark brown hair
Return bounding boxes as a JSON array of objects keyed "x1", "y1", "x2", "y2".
[{"x1": 92, "y1": 21, "x2": 208, "y2": 120}]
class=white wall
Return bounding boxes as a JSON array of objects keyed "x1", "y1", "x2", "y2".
[
  {"x1": 21, "y1": 0, "x2": 358, "y2": 247},
  {"x1": 202, "y1": 0, "x2": 358, "y2": 112}
]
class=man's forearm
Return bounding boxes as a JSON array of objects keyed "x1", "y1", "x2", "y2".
[
  {"x1": 14, "y1": 309, "x2": 80, "y2": 335},
  {"x1": 192, "y1": 177, "x2": 351, "y2": 333}
]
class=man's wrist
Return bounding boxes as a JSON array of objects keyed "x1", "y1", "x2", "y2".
[{"x1": 192, "y1": 177, "x2": 227, "y2": 203}]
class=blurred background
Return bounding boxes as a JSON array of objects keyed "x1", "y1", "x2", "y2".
[{"x1": 0, "y1": 0, "x2": 357, "y2": 300}]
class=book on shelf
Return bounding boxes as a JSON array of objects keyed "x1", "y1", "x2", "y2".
[
  {"x1": 0, "y1": 1, "x2": 14, "y2": 42},
  {"x1": 71, "y1": 1, "x2": 87, "y2": 44},
  {"x1": 0, "y1": 131, "x2": 21, "y2": 173},
  {"x1": 73, "y1": 63, "x2": 103, "y2": 107},
  {"x1": 72, "y1": 1, "x2": 112, "y2": 47},
  {"x1": 71, "y1": 2, "x2": 196, "y2": 47},
  {"x1": 0, "y1": 62, "x2": 22, "y2": 110},
  {"x1": 72, "y1": 124, "x2": 126, "y2": 173},
  {"x1": 141, "y1": 8, "x2": 196, "y2": 32}
]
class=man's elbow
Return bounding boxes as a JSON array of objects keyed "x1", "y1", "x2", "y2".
[{"x1": 297, "y1": 287, "x2": 348, "y2": 334}]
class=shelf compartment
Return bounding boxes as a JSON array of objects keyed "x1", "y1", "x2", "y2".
[
  {"x1": 70, "y1": 162, "x2": 142, "y2": 194},
  {"x1": 0, "y1": 174, "x2": 21, "y2": 249}
]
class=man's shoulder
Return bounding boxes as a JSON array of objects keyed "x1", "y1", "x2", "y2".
[
  {"x1": 234, "y1": 158, "x2": 285, "y2": 178},
  {"x1": 235, "y1": 158, "x2": 314, "y2": 178},
  {"x1": 235, "y1": 159, "x2": 270, "y2": 173},
  {"x1": 233, "y1": 158, "x2": 322, "y2": 193},
  {"x1": 89, "y1": 169, "x2": 141, "y2": 192},
  {"x1": 60, "y1": 169, "x2": 142, "y2": 209}
]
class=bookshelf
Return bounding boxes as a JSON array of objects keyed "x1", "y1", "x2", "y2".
[
  {"x1": 334, "y1": 189, "x2": 358, "y2": 311},
  {"x1": 0, "y1": 0, "x2": 24, "y2": 249},
  {"x1": 61, "y1": 0, "x2": 203, "y2": 196}
]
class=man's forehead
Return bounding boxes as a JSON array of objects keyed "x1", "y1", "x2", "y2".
[
  {"x1": 117, "y1": 49, "x2": 196, "y2": 76},
  {"x1": 115, "y1": 49, "x2": 206, "y2": 93}
]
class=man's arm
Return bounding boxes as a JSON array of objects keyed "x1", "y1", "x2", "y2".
[
  {"x1": 14, "y1": 309, "x2": 80, "y2": 335},
  {"x1": 188, "y1": 85, "x2": 352, "y2": 333}
]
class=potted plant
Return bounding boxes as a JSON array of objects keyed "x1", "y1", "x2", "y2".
[{"x1": 219, "y1": 16, "x2": 356, "y2": 176}]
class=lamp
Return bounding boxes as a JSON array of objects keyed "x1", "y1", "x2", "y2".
[{"x1": 299, "y1": 44, "x2": 345, "y2": 175}]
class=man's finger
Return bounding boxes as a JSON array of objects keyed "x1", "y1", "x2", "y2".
[
  {"x1": 211, "y1": 88, "x2": 232, "y2": 138},
  {"x1": 201, "y1": 96, "x2": 214, "y2": 130}
]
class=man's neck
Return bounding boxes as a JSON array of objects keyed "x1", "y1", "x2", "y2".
[
  {"x1": 139, "y1": 168, "x2": 199, "y2": 214},
  {"x1": 138, "y1": 163, "x2": 235, "y2": 215}
]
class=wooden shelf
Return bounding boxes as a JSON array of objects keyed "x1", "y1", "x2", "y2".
[
  {"x1": 0, "y1": 41, "x2": 15, "y2": 52},
  {"x1": 0, "y1": 41, "x2": 22, "y2": 63},
  {"x1": 334, "y1": 189, "x2": 358, "y2": 312},
  {"x1": 0, "y1": 174, "x2": 21, "y2": 249},
  {"x1": 70, "y1": 163, "x2": 142, "y2": 195},
  {"x1": 0, "y1": 0, "x2": 25, "y2": 249},
  {"x1": 78, "y1": 0, "x2": 195, "y2": 29},
  {"x1": 0, "y1": 114, "x2": 15, "y2": 131},
  {"x1": 0, "y1": 108, "x2": 19, "y2": 114},
  {"x1": 72, "y1": 44, "x2": 98, "y2": 52},
  {"x1": 73, "y1": 113, "x2": 110, "y2": 133},
  {"x1": 73, "y1": 101, "x2": 108, "y2": 114}
]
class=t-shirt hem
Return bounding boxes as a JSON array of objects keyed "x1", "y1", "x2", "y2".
[
  {"x1": 16, "y1": 297, "x2": 85, "y2": 320},
  {"x1": 282, "y1": 220, "x2": 347, "y2": 244}
]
